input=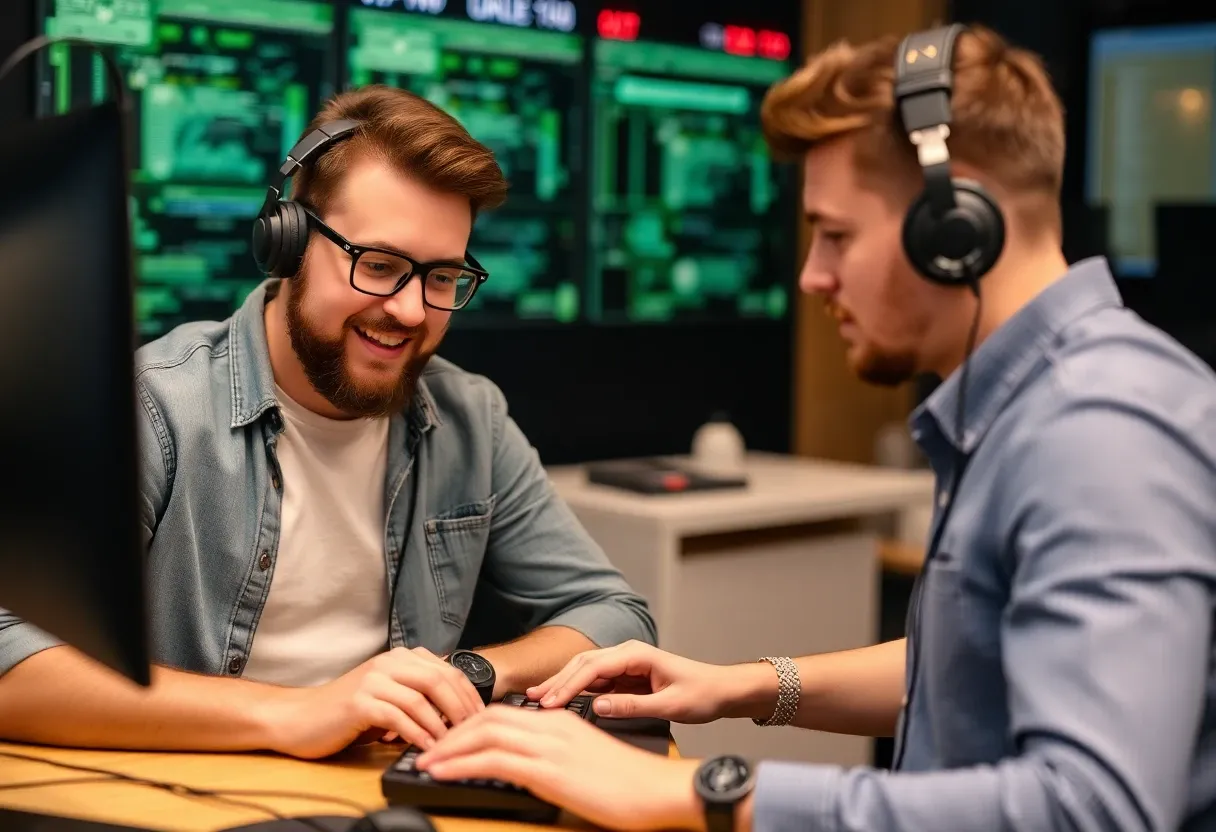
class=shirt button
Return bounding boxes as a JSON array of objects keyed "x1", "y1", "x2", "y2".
[
  {"x1": 258, "y1": 551, "x2": 271, "y2": 571},
  {"x1": 938, "y1": 490, "x2": 950, "y2": 508},
  {"x1": 228, "y1": 656, "x2": 243, "y2": 675}
]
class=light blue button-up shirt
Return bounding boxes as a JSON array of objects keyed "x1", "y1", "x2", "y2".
[{"x1": 753, "y1": 258, "x2": 1216, "y2": 831}]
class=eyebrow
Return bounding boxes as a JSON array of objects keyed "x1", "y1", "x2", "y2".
[
  {"x1": 360, "y1": 240, "x2": 467, "y2": 265},
  {"x1": 803, "y1": 209, "x2": 848, "y2": 227}
]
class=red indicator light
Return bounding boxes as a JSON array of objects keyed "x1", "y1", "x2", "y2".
[
  {"x1": 723, "y1": 24, "x2": 757, "y2": 56},
  {"x1": 758, "y1": 29, "x2": 791, "y2": 61},
  {"x1": 598, "y1": 9, "x2": 641, "y2": 41}
]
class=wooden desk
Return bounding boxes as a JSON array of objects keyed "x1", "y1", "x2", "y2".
[{"x1": 0, "y1": 740, "x2": 674, "y2": 831}]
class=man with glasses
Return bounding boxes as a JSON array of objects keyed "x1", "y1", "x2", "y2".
[{"x1": 0, "y1": 86, "x2": 656, "y2": 759}]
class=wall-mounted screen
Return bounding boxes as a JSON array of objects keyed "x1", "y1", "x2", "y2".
[
  {"x1": 37, "y1": 0, "x2": 336, "y2": 339},
  {"x1": 35, "y1": 0, "x2": 798, "y2": 336},
  {"x1": 587, "y1": 7, "x2": 796, "y2": 323},
  {"x1": 1087, "y1": 23, "x2": 1216, "y2": 277}
]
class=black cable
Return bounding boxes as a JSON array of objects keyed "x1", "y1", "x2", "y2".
[
  {"x1": 0, "y1": 749, "x2": 368, "y2": 831},
  {"x1": 0, "y1": 776, "x2": 113, "y2": 792},
  {"x1": 0, "y1": 35, "x2": 129, "y2": 114},
  {"x1": 890, "y1": 277, "x2": 983, "y2": 771}
]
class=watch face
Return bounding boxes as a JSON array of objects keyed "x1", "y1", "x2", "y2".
[
  {"x1": 696, "y1": 755, "x2": 753, "y2": 802},
  {"x1": 450, "y1": 651, "x2": 494, "y2": 687}
]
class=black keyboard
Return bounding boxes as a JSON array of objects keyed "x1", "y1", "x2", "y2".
[{"x1": 380, "y1": 693, "x2": 599, "y2": 824}]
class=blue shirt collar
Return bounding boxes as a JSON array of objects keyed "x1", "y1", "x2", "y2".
[
  {"x1": 911, "y1": 256, "x2": 1124, "y2": 455},
  {"x1": 226, "y1": 279, "x2": 439, "y2": 434}
]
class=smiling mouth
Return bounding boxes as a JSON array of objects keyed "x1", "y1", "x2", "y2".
[{"x1": 354, "y1": 326, "x2": 409, "y2": 349}]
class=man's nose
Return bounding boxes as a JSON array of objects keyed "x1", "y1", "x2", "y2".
[
  {"x1": 381, "y1": 278, "x2": 427, "y2": 328},
  {"x1": 799, "y1": 259, "x2": 837, "y2": 296}
]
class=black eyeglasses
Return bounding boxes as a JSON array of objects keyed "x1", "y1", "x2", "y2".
[{"x1": 301, "y1": 205, "x2": 488, "y2": 311}]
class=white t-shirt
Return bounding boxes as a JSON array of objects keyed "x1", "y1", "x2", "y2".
[{"x1": 241, "y1": 385, "x2": 392, "y2": 687}]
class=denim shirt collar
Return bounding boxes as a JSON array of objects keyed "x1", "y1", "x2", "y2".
[
  {"x1": 911, "y1": 257, "x2": 1124, "y2": 457},
  {"x1": 225, "y1": 279, "x2": 441, "y2": 437}
]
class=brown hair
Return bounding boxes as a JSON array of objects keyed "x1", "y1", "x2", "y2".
[
  {"x1": 760, "y1": 26, "x2": 1064, "y2": 228},
  {"x1": 289, "y1": 85, "x2": 508, "y2": 218}
]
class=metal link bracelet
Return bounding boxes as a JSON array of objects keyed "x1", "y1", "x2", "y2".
[{"x1": 752, "y1": 656, "x2": 800, "y2": 727}]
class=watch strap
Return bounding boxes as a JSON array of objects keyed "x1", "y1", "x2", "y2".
[{"x1": 704, "y1": 804, "x2": 735, "y2": 832}]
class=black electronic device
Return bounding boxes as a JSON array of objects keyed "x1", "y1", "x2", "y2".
[
  {"x1": 0, "y1": 35, "x2": 151, "y2": 686},
  {"x1": 446, "y1": 650, "x2": 496, "y2": 706},
  {"x1": 585, "y1": 457, "x2": 748, "y2": 495},
  {"x1": 1155, "y1": 203, "x2": 1216, "y2": 315},
  {"x1": 250, "y1": 118, "x2": 360, "y2": 279},
  {"x1": 381, "y1": 694, "x2": 598, "y2": 824},
  {"x1": 893, "y1": 24, "x2": 1005, "y2": 287},
  {"x1": 348, "y1": 807, "x2": 436, "y2": 832},
  {"x1": 381, "y1": 692, "x2": 670, "y2": 824},
  {"x1": 0, "y1": 809, "x2": 154, "y2": 831}
]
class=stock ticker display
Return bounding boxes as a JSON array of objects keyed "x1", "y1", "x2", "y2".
[
  {"x1": 37, "y1": 0, "x2": 336, "y2": 340},
  {"x1": 588, "y1": 14, "x2": 794, "y2": 324},
  {"x1": 36, "y1": 0, "x2": 797, "y2": 335}
]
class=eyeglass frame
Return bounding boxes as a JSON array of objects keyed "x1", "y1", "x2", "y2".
[{"x1": 299, "y1": 204, "x2": 489, "y2": 311}]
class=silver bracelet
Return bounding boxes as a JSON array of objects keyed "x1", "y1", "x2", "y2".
[{"x1": 752, "y1": 656, "x2": 800, "y2": 727}]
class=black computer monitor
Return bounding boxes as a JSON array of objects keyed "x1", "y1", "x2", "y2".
[
  {"x1": 1155, "y1": 202, "x2": 1216, "y2": 318},
  {"x1": 0, "y1": 71, "x2": 151, "y2": 686}
]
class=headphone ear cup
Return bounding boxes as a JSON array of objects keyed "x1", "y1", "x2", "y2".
[
  {"x1": 251, "y1": 208, "x2": 281, "y2": 275},
  {"x1": 902, "y1": 179, "x2": 1005, "y2": 286},
  {"x1": 276, "y1": 201, "x2": 310, "y2": 279}
]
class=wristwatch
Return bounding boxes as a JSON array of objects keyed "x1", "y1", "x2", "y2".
[
  {"x1": 694, "y1": 754, "x2": 755, "y2": 832},
  {"x1": 447, "y1": 650, "x2": 496, "y2": 705}
]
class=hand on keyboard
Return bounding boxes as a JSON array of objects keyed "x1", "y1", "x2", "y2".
[
  {"x1": 379, "y1": 693, "x2": 599, "y2": 823},
  {"x1": 526, "y1": 639, "x2": 740, "y2": 725},
  {"x1": 410, "y1": 697, "x2": 698, "y2": 831}
]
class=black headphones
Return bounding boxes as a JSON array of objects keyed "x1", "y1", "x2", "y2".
[
  {"x1": 894, "y1": 24, "x2": 1005, "y2": 287},
  {"x1": 889, "y1": 25, "x2": 1002, "y2": 773},
  {"x1": 251, "y1": 118, "x2": 361, "y2": 279}
]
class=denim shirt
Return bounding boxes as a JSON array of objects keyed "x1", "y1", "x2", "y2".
[
  {"x1": 753, "y1": 258, "x2": 1216, "y2": 831},
  {"x1": 0, "y1": 280, "x2": 656, "y2": 677}
]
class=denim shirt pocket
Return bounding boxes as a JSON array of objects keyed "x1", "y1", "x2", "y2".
[{"x1": 424, "y1": 495, "x2": 496, "y2": 628}]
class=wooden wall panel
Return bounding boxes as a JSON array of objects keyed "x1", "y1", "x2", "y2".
[{"x1": 791, "y1": 0, "x2": 946, "y2": 463}]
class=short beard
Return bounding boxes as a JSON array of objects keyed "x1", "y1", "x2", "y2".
[
  {"x1": 284, "y1": 274, "x2": 434, "y2": 418},
  {"x1": 853, "y1": 350, "x2": 917, "y2": 387}
]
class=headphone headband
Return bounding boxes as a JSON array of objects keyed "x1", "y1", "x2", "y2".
[
  {"x1": 252, "y1": 117, "x2": 360, "y2": 278},
  {"x1": 893, "y1": 24, "x2": 965, "y2": 218},
  {"x1": 260, "y1": 118, "x2": 360, "y2": 214}
]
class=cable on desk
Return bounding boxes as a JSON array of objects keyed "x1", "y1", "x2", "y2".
[
  {"x1": 0, "y1": 775, "x2": 113, "y2": 792},
  {"x1": 0, "y1": 749, "x2": 368, "y2": 831}
]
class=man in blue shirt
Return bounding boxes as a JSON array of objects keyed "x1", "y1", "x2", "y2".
[
  {"x1": 0, "y1": 85, "x2": 654, "y2": 759},
  {"x1": 413, "y1": 24, "x2": 1216, "y2": 832}
]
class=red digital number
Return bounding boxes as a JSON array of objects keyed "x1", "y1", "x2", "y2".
[
  {"x1": 758, "y1": 30, "x2": 791, "y2": 61},
  {"x1": 723, "y1": 24, "x2": 757, "y2": 56},
  {"x1": 597, "y1": 9, "x2": 641, "y2": 41}
]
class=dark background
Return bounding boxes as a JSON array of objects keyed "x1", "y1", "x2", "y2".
[
  {"x1": 3, "y1": 1, "x2": 1215, "y2": 465},
  {"x1": 1, "y1": 0, "x2": 799, "y2": 467}
]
